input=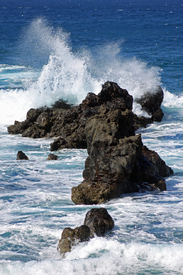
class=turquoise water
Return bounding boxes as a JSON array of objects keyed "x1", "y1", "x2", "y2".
[{"x1": 0, "y1": 0, "x2": 183, "y2": 274}]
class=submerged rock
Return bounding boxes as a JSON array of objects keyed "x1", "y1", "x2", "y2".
[
  {"x1": 47, "y1": 153, "x2": 58, "y2": 160},
  {"x1": 16, "y1": 151, "x2": 29, "y2": 160},
  {"x1": 57, "y1": 208, "x2": 114, "y2": 255}
]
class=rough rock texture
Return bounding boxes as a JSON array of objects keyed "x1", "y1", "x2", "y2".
[
  {"x1": 7, "y1": 81, "x2": 157, "y2": 149},
  {"x1": 57, "y1": 208, "x2": 114, "y2": 255},
  {"x1": 8, "y1": 82, "x2": 173, "y2": 204},
  {"x1": 84, "y1": 208, "x2": 114, "y2": 237},
  {"x1": 71, "y1": 105, "x2": 173, "y2": 204},
  {"x1": 16, "y1": 151, "x2": 29, "y2": 160}
]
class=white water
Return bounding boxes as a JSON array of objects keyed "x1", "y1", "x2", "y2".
[
  {"x1": 1, "y1": 18, "x2": 183, "y2": 275},
  {"x1": 0, "y1": 18, "x2": 165, "y2": 126}
]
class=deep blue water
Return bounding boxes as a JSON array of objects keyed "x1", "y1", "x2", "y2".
[{"x1": 1, "y1": 0, "x2": 183, "y2": 274}]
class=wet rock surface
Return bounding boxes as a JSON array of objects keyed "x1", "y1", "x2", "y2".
[
  {"x1": 57, "y1": 208, "x2": 114, "y2": 255},
  {"x1": 57, "y1": 225, "x2": 91, "y2": 255}
]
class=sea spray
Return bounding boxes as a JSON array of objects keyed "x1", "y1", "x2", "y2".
[{"x1": 1, "y1": 18, "x2": 164, "y2": 126}]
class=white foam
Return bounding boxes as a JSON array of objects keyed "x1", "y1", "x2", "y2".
[
  {"x1": 1, "y1": 241, "x2": 183, "y2": 274},
  {"x1": 0, "y1": 18, "x2": 163, "y2": 126},
  {"x1": 163, "y1": 88, "x2": 183, "y2": 109}
]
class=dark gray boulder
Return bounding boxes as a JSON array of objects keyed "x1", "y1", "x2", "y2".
[{"x1": 16, "y1": 151, "x2": 29, "y2": 160}]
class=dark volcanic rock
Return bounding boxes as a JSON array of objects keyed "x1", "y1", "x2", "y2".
[
  {"x1": 84, "y1": 208, "x2": 114, "y2": 237},
  {"x1": 8, "y1": 82, "x2": 173, "y2": 204},
  {"x1": 7, "y1": 81, "x2": 134, "y2": 143},
  {"x1": 16, "y1": 151, "x2": 29, "y2": 160},
  {"x1": 98, "y1": 81, "x2": 133, "y2": 110},
  {"x1": 71, "y1": 106, "x2": 173, "y2": 204}
]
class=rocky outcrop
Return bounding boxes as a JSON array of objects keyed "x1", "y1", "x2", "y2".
[
  {"x1": 57, "y1": 208, "x2": 114, "y2": 255},
  {"x1": 8, "y1": 81, "x2": 161, "y2": 150},
  {"x1": 71, "y1": 103, "x2": 173, "y2": 204},
  {"x1": 9, "y1": 82, "x2": 173, "y2": 204}
]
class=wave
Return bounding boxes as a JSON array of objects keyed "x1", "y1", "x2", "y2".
[{"x1": 0, "y1": 18, "x2": 168, "y2": 126}]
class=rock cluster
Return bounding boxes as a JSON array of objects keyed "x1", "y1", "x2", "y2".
[
  {"x1": 9, "y1": 82, "x2": 174, "y2": 257},
  {"x1": 9, "y1": 82, "x2": 173, "y2": 205},
  {"x1": 57, "y1": 208, "x2": 114, "y2": 256},
  {"x1": 8, "y1": 81, "x2": 162, "y2": 150}
]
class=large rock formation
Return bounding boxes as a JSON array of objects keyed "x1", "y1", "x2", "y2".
[
  {"x1": 71, "y1": 83, "x2": 173, "y2": 204},
  {"x1": 8, "y1": 81, "x2": 163, "y2": 150},
  {"x1": 71, "y1": 107, "x2": 173, "y2": 204},
  {"x1": 8, "y1": 81, "x2": 173, "y2": 203}
]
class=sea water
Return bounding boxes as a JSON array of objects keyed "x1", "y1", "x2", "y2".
[{"x1": 0, "y1": 0, "x2": 183, "y2": 274}]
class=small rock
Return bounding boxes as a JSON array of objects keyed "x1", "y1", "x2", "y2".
[
  {"x1": 16, "y1": 151, "x2": 29, "y2": 160},
  {"x1": 47, "y1": 153, "x2": 58, "y2": 160}
]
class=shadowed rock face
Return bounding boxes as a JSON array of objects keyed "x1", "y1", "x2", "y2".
[
  {"x1": 8, "y1": 81, "x2": 157, "y2": 149},
  {"x1": 135, "y1": 86, "x2": 164, "y2": 116}
]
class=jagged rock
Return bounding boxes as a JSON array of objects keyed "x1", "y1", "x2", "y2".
[
  {"x1": 16, "y1": 151, "x2": 29, "y2": 160},
  {"x1": 7, "y1": 81, "x2": 134, "y2": 144},
  {"x1": 8, "y1": 120, "x2": 32, "y2": 134},
  {"x1": 47, "y1": 153, "x2": 58, "y2": 160},
  {"x1": 98, "y1": 81, "x2": 133, "y2": 110},
  {"x1": 57, "y1": 225, "x2": 90, "y2": 255},
  {"x1": 71, "y1": 105, "x2": 173, "y2": 204},
  {"x1": 8, "y1": 81, "x2": 173, "y2": 204},
  {"x1": 84, "y1": 208, "x2": 114, "y2": 237},
  {"x1": 26, "y1": 108, "x2": 42, "y2": 122}
]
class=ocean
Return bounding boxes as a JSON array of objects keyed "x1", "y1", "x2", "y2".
[{"x1": 0, "y1": 0, "x2": 183, "y2": 274}]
